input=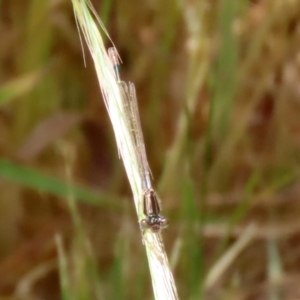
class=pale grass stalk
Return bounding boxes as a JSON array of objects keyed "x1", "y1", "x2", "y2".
[
  {"x1": 56, "y1": 234, "x2": 71, "y2": 300},
  {"x1": 204, "y1": 224, "x2": 256, "y2": 290},
  {"x1": 71, "y1": 1, "x2": 178, "y2": 299},
  {"x1": 14, "y1": 260, "x2": 57, "y2": 298}
]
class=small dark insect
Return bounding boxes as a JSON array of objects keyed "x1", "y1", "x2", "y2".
[{"x1": 140, "y1": 188, "x2": 168, "y2": 233}]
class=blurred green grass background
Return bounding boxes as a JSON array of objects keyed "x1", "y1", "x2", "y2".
[{"x1": 1, "y1": 0, "x2": 300, "y2": 299}]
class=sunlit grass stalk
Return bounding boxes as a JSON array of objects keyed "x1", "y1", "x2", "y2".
[
  {"x1": 57, "y1": 143, "x2": 104, "y2": 299},
  {"x1": 71, "y1": 0, "x2": 178, "y2": 299}
]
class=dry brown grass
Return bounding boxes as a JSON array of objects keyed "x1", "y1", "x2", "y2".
[{"x1": 1, "y1": 0, "x2": 300, "y2": 299}]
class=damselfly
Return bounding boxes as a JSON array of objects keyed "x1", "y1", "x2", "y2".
[{"x1": 108, "y1": 47, "x2": 168, "y2": 233}]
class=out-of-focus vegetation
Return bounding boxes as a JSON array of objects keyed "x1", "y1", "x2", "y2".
[{"x1": 1, "y1": 0, "x2": 300, "y2": 299}]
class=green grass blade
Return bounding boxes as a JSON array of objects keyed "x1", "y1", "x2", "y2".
[
  {"x1": 0, "y1": 159, "x2": 119, "y2": 208},
  {"x1": 211, "y1": 0, "x2": 238, "y2": 142}
]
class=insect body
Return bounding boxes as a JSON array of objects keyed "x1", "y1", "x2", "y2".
[
  {"x1": 108, "y1": 47, "x2": 168, "y2": 233},
  {"x1": 140, "y1": 188, "x2": 168, "y2": 233}
]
